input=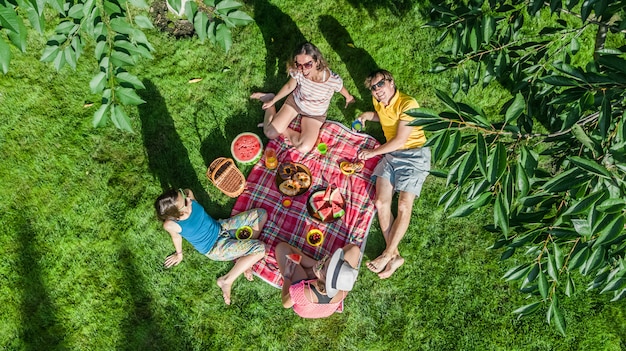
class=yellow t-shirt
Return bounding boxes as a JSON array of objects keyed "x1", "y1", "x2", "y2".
[{"x1": 373, "y1": 90, "x2": 426, "y2": 149}]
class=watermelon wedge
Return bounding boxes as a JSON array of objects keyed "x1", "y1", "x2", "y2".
[
  {"x1": 286, "y1": 253, "x2": 302, "y2": 264},
  {"x1": 231, "y1": 132, "x2": 263, "y2": 164},
  {"x1": 323, "y1": 185, "x2": 333, "y2": 201},
  {"x1": 307, "y1": 187, "x2": 345, "y2": 222}
]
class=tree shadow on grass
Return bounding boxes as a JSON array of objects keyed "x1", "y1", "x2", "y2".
[
  {"x1": 17, "y1": 210, "x2": 62, "y2": 350},
  {"x1": 138, "y1": 80, "x2": 212, "y2": 208},
  {"x1": 117, "y1": 247, "x2": 195, "y2": 350}
]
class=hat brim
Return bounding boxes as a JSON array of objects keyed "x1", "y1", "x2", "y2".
[{"x1": 325, "y1": 249, "x2": 344, "y2": 298}]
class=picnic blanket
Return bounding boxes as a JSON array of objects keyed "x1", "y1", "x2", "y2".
[{"x1": 232, "y1": 119, "x2": 382, "y2": 288}]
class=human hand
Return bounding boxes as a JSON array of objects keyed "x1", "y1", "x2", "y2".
[
  {"x1": 344, "y1": 95, "x2": 356, "y2": 108},
  {"x1": 261, "y1": 99, "x2": 275, "y2": 110},
  {"x1": 164, "y1": 252, "x2": 183, "y2": 268},
  {"x1": 352, "y1": 115, "x2": 366, "y2": 132},
  {"x1": 357, "y1": 148, "x2": 375, "y2": 160}
]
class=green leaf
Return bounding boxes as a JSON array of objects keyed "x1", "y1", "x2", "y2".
[
  {"x1": 0, "y1": 4, "x2": 21, "y2": 33},
  {"x1": 215, "y1": 0, "x2": 242, "y2": 12},
  {"x1": 63, "y1": 46, "x2": 76, "y2": 70},
  {"x1": 515, "y1": 162, "x2": 530, "y2": 197},
  {"x1": 505, "y1": 93, "x2": 525, "y2": 124},
  {"x1": 570, "y1": 37, "x2": 580, "y2": 55},
  {"x1": 600, "y1": 277, "x2": 626, "y2": 294},
  {"x1": 443, "y1": 186, "x2": 461, "y2": 211},
  {"x1": 109, "y1": 18, "x2": 133, "y2": 35},
  {"x1": 441, "y1": 130, "x2": 461, "y2": 163},
  {"x1": 451, "y1": 74, "x2": 460, "y2": 97},
  {"x1": 503, "y1": 263, "x2": 531, "y2": 281},
  {"x1": 596, "y1": 198, "x2": 626, "y2": 213},
  {"x1": 581, "y1": 247, "x2": 605, "y2": 275},
  {"x1": 538, "y1": 270, "x2": 549, "y2": 300},
  {"x1": 53, "y1": 49, "x2": 66, "y2": 71},
  {"x1": 593, "y1": 214, "x2": 624, "y2": 248},
  {"x1": 550, "y1": 298, "x2": 567, "y2": 336},
  {"x1": 565, "y1": 274, "x2": 575, "y2": 297},
  {"x1": 488, "y1": 142, "x2": 506, "y2": 184},
  {"x1": 134, "y1": 15, "x2": 154, "y2": 29},
  {"x1": 40, "y1": 45, "x2": 59, "y2": 63},
  {"x1": 7, "y1": 17, "x2": 27, "y2": 52},
  {"x1": 599, "y1": 95, "x2": 611, "y2": 139},
  {"x1": 568, "y1": 245, "x2": 589, "y2": 271},
  {"x1": 482, "y1": 15, "x2": 495, "y2": 43},
  {"x1": 128, "y1": 0, "x2": 149, "y2": 8},
  {"x1": 89, "y1": 71, "x2": 106, "y2": 93},
  {"x1": 116, "y1": 72, "x2": 145, "y2": 89},
  {"x1": 194, "y1": 11, "x2": 209, "y2": 43},
  {"x1": 553, "y1": 242, "x2": 564, "y2": 270},
  {"x1": 110, "y1": 104, "x2": 134, "y2": 132},
  {"x1": 92, "y1": 103, "x2": 110, "y2": 127},
  {"x1": 571, "y1": 123, "x2": 601, "y2": 155},
  {"x1": 68, "y1": 3, "x2": 84, "y2": 18},
  {"x1": 116, "y1": 87, "x2": 146, "y2": 106},
  {"x1": 167, "y1": 0, "x2": 182, "y2": 14},
  {"x1": 95, "y1": 40, "x2": 106, "y2": 60},
  {"x1": 541, "y1": 75, "x2": 579, "y2": 86},
  {"x1": 110, "y1": 50, "x2": 135, "y2": 67},
  {"x1": 494, "y1": 193, "x2": 509, "y2": 235},
  {"x1": 476, "y1": 134, "x2": 487, "y2": 177},
  {"x1": 458, "y1": 147, "x2": 476, "y2": 186},
  {"x1": 435, "y1": 89, "x2": 459, "y2": 113},
  {"x1": 569, "y1": 156, "x2": 611, "y2": 178},
  {"x1": 572, "y1": 218, "x2": 592, "y2": 238},
  {"x1": 513, "y1": 301, "x2": 541, "y2": 317},
  {"x1": 562, "y1": 190, "x2": 606, "y2": 216},
  {"x1": 0, "y1": 37, "x2": 11, "y2": 74},
  {"x1": 225, "y1": 10, "x2": 253, "y2": 26},
  {"x1": 547, "y1": 252, "x2": 558, "y2": 281},
  {"x1": 432, "y1": 130, "x2": 449, "y2": 164},
  {"x1": 542, "y1": 167, "x2": 586, "y2": 193},
  {"x1": 215, "y1": 23, "x2": 232, "y2": 52}
]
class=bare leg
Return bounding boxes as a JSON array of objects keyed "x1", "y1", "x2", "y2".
[
  {"x1": 367, "y1": 178, "x2": 395, "y2": 273},
  {"x1": 289, "y1": 117, "x2": 323, "y2": 154},
  {"x1": 381, "y1": 191, "x2": 416, "y2": 258},
  {"x1": 216, "y1": 251, "x2": 264, "y2": 305},
  {"x1": 251, "y1": 92, "x2": 299, "y2": 140}
]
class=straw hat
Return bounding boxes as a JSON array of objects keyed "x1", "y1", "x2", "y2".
[{"x1": 325, "y1": 248, "x2": 359, "y2": 298}]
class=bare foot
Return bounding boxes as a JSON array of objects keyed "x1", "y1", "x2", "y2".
[
  {"x1": 366, "y1": 253, "x2": 392, "y2": 274},
  {"x1": 378, "y1": 256, "x2": 405, "y2": 279},
  {"x1": 216, "y1": 277, "x2": 232, "y2": 305},
  {"x1": 250, "y1": 92, "x2": 275, "y2": 103},
  {"x1": 244, "y1": 268, "x2": 254, "y2": 282}
]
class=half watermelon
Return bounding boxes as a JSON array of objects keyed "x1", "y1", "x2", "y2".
[{"x1": 231, "y1": 132, "x2": 263, "y2": 164}]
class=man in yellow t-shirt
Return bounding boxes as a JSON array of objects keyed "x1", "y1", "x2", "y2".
[{"x1": 356, "y1": 69, "x2": 431, "y2": 279}]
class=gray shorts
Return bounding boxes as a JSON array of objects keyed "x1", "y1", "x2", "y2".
[{"x1": 373, "y1": 147, "x2": 431, "y2": 197}]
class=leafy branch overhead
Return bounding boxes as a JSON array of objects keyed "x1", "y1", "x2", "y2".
[
  {"x1": 424, "y1": 0, "x2": 626, "y2": 335},
  {"x1": 0, "y1": 0, "x2": 252, "y2": 131}
]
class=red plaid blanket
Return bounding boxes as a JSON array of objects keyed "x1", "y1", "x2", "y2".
[{"x1": 232, "y1": 119, "x2": 381, "y2": 287}]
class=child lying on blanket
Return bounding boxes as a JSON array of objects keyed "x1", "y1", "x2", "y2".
[
  {"x1": 154, "y1": 188, "x2": 267, "y2": 305},
  {"x1": 275, "y1": 242, "x2": 360, "y2": 318}
]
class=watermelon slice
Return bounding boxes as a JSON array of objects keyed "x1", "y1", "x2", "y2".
[
  {"x1": 231, "y1": 132, "x2": 263, "y2": 164},
  {"x1": 317, "y1": 203, "x2": 334, "y2": 222},
  {"x1": 323, "y1": 185, "x2": 333, "y2": 201},
  {"x1": 308, "y1": 188, "x2": 345, "y2": 222},
  {"x1": 286, "y1": 253, "x2": 302, "y2": 264}
]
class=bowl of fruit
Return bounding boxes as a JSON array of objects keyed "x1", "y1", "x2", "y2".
[
  {"x1": 235, "y1": 226, "x2": 253, "y2": 240},
  {"x1": 306, "y1": 229, "x2": 324, "y2": 247}
]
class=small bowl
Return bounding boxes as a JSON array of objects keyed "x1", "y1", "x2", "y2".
[
  {"x1": 235, "y1": 226, "x2": 253, "y2": 240},
  {"x1": 306, "y1": 229, "x2": 324, "y2": 247}
]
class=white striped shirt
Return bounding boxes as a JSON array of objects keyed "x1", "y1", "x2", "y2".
[{"x1": 290, "y1": 69, "x2": 344, "y2": 116}]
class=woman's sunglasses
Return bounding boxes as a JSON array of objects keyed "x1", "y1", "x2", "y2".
[{"x1": 295, "y1": 61, "x2": 314, "y2": 70}]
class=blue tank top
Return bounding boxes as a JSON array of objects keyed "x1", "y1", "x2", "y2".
[{"x1": 176, "y1": 200, "x2": 220, "y2": 254}]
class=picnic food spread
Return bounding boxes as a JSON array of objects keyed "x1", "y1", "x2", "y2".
[
  {"x1": 307, "y1": 186, "x2": 345, "y2": 222},
  {"x1": 276, "y1": 163, "x2": 312, "y2": 196}
]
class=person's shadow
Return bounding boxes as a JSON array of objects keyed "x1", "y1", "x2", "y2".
[
  {"x1": 318, "y1": 15, "x2": 385, "y2": 143},
  {"x1": 344, "y1": 0, "x2": 421, "y2": 17},
  {"x1": 244, "y1": 0, "x2": 307, "y2": 91},
  {"x1": 138, "y1": 79, "x2": 212, "y2": 209}
]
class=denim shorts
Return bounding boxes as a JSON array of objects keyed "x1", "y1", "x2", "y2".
[{"x1": 373, "y1": 147, "x2": 431, "y2": 197}]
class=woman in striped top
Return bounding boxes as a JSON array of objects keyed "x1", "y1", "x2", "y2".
[{"x1": 251, "y1": 42, "x2": 355, "y2": 153}]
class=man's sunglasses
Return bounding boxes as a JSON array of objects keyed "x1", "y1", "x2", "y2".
[{"x1": 370, "y1": 79, "x2": 387, "y2": 91}]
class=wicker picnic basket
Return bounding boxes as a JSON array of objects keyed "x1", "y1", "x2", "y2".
[{"x1": 207, "y1": 157, "x2": 246, "y2": 198}]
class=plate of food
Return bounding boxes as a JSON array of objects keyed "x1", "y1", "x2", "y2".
[
  {"x1": 275, "y1": 162, "x2": 312, "y2": 196},
  {"x1": 306, "y1": 185, "x2": 345, "y2": 223}
]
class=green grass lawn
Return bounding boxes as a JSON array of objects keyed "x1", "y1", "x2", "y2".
[{"x1": 1, "y1": 1, "x2": 625, "y2": 350}]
